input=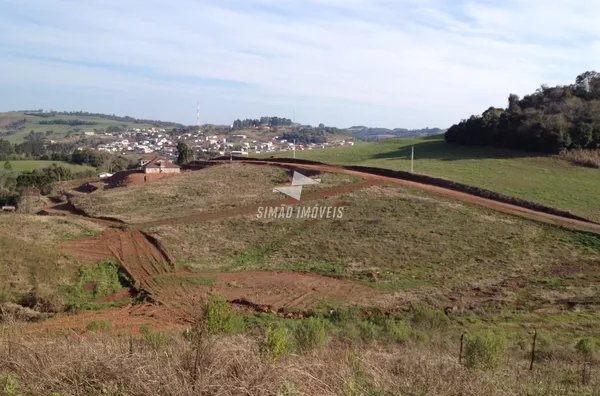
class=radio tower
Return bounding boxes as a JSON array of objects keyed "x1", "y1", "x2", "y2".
[{"x1": 196, "y1": 101, "x2": 200, "y2": 129}]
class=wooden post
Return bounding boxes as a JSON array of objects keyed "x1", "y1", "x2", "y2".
[
  {"x1": 129, "y1": 333, "x2": 133, "y2": 356},
  {"x1": 459, "y1": 331, "x2": 466, "y2": 364},
  {"x1": 530, "y1": 328, "x2": 537, "y2": 371}
]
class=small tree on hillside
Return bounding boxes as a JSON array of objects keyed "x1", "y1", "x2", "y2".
[
  {"x1": 176, "y1": 141, "x2": 193, "y2": 164},
  {"x1": 3, "y1": 161, "x2": 12, "y2": 171}
]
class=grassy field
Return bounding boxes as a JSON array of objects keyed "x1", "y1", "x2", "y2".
[
  {"x1": 257, "y1": 136, "x2": 600, "y2": 223},
  {"x1": 152, "y1": 182, "x2": 600, "y2": 325},
  {"x1": 5, "y1": 160, "x2": 96, "y2": 173},
  {"x1": 72, "y1": 163, "x2": 360, "y2": 223},
  {"x1": 0, "y1": 111, "x2": 164, "y2": 143}
]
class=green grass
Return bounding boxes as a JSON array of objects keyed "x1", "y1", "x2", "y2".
[
  {"x1": 256, "y1": 136, "x2": 600, "y2": 223},
  {"x1": 5, "y1": 160, "x2": 96, "y2": 173},
  {"x1": 156, "y1": 183, "x2": 600, "y2": 318}
]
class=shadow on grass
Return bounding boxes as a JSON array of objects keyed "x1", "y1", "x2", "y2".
[{"x1": 369, "y1": 140, "x2": 549, "y2": 162}]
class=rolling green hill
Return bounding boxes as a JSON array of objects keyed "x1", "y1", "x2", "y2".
[
  {"x1": 5, "y1": 160, "x2": 96, "y2": 173},
  {"x1": 0, "y1": 111, "x2": 183, "y2": 143},
  {"x1": 256, "y1": 135, "x2": 600, "y2": 222}
]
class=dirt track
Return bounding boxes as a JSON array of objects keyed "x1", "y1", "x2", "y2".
[{"x1": 226, "y1": 160, "x2": 600, "y2": 234}]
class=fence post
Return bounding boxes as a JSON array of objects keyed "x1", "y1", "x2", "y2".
[
  {"x1": 530, "y1": 328, "x2": 537, "y2": 371},
  {"x1": 459, "y1": 331, "x2": 466, "y2": 364}
]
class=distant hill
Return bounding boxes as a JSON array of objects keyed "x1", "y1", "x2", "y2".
[
  {"x1": 347, "y1": 126, "x2": 445, "y2": 141},
  {"x1": 0, "y1": 110, "x2": 184, "y2": 143}
]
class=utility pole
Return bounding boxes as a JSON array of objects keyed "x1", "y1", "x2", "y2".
[{"x1": 411, "y1": 146, "x2": 414, "y2": 173}]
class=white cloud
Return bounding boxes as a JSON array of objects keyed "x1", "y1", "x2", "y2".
[{"x1": 1, "y1": 0, "x2": 599, "y2": 127}]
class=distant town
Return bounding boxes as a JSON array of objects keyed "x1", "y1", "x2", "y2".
[{"x1": 72, "y1": 124, "x2": 357, "y2": 161}]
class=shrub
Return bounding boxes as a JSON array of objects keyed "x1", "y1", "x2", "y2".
[
  {"x1": 140, "y1": 326, "x2": 171, "y2": 351},
  {"x1": 357, "y1": 320, "x2": 381, "y2": 341},
  {"x1": 464, "y1": 331, "x2": 508, "y2": 370},
  {"x1": 1, "y1": 373, "x2": 20, "y2": 396},
  {"x1": 534, "y1": 334, "x2": 556, "y2": 362},
  {"x1": 294, "y1": 317, "x2": 329, "y2": 352},
  {"x1": 86, "y1": 320, "x2": 112, "y2": 332},
  {"x1": 561, "y1": 149, "x2": 600, "y2": 168},
  {"x1": 410, "y1": 306, "x2": 449, "y2": 331},
  {"x1": 575, "y1": 338, "x2": 598, "y2": 361},
  {"x1": 260, "y1": 326, "x2": 291, "y2": 360},
  {"x1": 382, "y1": 319, "x2": 411, "y2": 343},
  {"x1": 201, "y1": 293, "x2": 243, "y2": 336}
]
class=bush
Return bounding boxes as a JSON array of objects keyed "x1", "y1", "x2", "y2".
[
  {"x1": 575, "y1": 338, "x2": 598, "y2": 361},
  {"x1": 382, "y1": 319, "x2": 411, "y2": 343},
  {"x1": 1, "y1": 373, "x2": 20, "y2": 396},
  {"x1": 561, "y1": 149, "x2": 600, "y2": 168},
  {"x1": 86, "y1": 320, "x2": 112, "y2": 332},
  {"x1": 260, "y1": 326, "x2": 291, "y2": 360},
  {"x1": 534, "y1": 334, "x2": 556, "y2": 362},
  {"x1": 294, "y1": 317, "x2": 329, "y2": 352},
  {"x1": 464, "y1": 331, "x2": 508, "y2": 370},
  {"x1": 140, "y1": 326, "x2": 171, "y2": 351},
  {"x1": 357, "y1": 320, "x2": 381, "y2": 341},
  {"x1": 201, "y1": 293, "x2": 243, "y2": 336},
  {"x1": 410, "y1": 306, "x2": 449, "y2": 331}
]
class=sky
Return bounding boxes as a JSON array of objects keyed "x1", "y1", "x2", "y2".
[{"x1": 1, "y1": 0, "x2": 600, "y2": 129}]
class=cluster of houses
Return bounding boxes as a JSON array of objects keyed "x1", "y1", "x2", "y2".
[
  {"x1": 83, "y1": 126, "x2": 356, "y2": 158},
  {"x1": 94, "y1": 128, "x2": 177, "y2": 159}
]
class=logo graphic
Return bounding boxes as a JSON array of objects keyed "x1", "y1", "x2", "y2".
[{"x1": 273, "y1": 171, "x2": 321, "y2": 200}]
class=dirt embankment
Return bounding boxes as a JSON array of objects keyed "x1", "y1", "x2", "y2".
[{"x1": 59, "y1": 229, "x2": 176, "y2": 290}]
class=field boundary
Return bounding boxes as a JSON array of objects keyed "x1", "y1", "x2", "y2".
[{"x1": 212, "y1": 156, "x2": 599, "y2": 226}]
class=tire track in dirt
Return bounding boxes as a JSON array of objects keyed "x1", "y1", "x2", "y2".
[
  {"x1": 225, "y1": 160, "x2": 600, "y2": 234},
  {"x1": 150, "y1": 271, "x2": 389, "y2": 314}
]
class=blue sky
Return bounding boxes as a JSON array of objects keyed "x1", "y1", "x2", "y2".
[{"x1": 1, "y1": 0, "x2": 599, "y2": 128}]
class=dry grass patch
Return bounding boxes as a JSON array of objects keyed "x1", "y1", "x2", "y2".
[
  {"x1": 0, "y1": 329, "x2": 598, "y2": 395},
  {"x1": 73, "y1": 164, "x2": 360, "y2": 224},
  {"x1": 560, "y1": 149, "x2": 600, "y2": 169}
]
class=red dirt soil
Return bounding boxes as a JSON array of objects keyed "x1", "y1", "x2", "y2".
[
  {"x1": 148, "y1": 271, "x2": 388, "y2": 314},
  {"x1": 107, "y1": 170, "x2": 180, "y2": 188},
  {"x1": 59, "y1": 229, "x2": 176, "y2": 289},
  {"x1": 22, "y1": 303, "x2": 190, "y2": 336}
]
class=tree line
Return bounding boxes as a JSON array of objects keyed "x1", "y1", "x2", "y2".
[
  {"x1": 445, "y1": 71, "x2": 600, "y2": 153},
  {"x1": 0, "y1": 138, "x2": 131, "y2": 171},
  {"x1": 232, "y1": 117, "x2": 293, "y2": 130},
  {"x1": 23, "y1": 111, "x2": 183, "y2": 128},
  {"x1": 38, "y1": 119, "x2": 98, "y2": 126}
]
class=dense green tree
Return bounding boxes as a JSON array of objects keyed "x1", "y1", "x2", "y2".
[
  {"x1": 3, "y1": 161, "x2": 12, "y2": 171},
  {"x1": 176, "y1": 141, "x2": 193, "y2": 164},
  {"x1": 446, "y1": 71, "x2": 600, "y2": 153}
]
